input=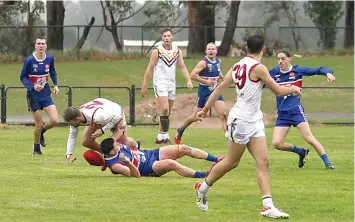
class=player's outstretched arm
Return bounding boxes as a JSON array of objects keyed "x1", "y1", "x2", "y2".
[
  {"x1": 298, "y1": 66, "x2": 336, "y2": 84},
  {"x1": 255, "y1": 64, "x2": 301, "y2": 97},
  {"x1": 177, "y1": 49, "x2": 193, "y2": 89},
  {"x1": 190, "y1": 60, "x2": 213, "y2": 86},
  {"x1": 141, "y1": 49, "x2": 159, "y2": 97},
  {"x1": 66, "y1": 125, "x2": 79, "y2": 156}
]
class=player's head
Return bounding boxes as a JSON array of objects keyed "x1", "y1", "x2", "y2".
[
  {"x1": 101, "y1": 138, "x2": 118, "y2": 156},
  {"x1": 63, "y1": 107, "x2": 82, "y2": 127},
  {"x1": 205, "y1": 42, "x2": 217, "y2": 58},
  {"x1": 34, "y1": 38, "x2": 47, "y2": 53},
  {"x1": 277, "y1": 48, "x2": 292, "y2": 71},
  {"x1": 246, "y1": 35, "x2": 265, "y2": 55},
  {"x1": 161, "y1": 28, "x2": 173, "y2": 45}
]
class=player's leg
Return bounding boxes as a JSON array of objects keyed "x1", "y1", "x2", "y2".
[
  {"x1": 154, "y1": 84, "x2": 170, "y2": 144},
  {"x1": 152, "y1": 159, "x2": 207, "y2": 178},
  {"x1": 212, "y1": 98, "x2": 227, "y2": 132},
  {"x1": 32, "y1": 110, "x2": 44, "y2": 155},
  {"x1": 174, "y1": 107, "x2": 201, "y2": 144},
  {"x1": 81, "y1": 125, "x2": 101, "y2": 152},
  {"x1": 159, "y1": 144, "x2": 220, "y2": 163},
  {"x1": 297, "y1": 122, "x2": 334, "y2": 169},
  {"x1": 41, "y1": 104, "x2": 59, "y2": 147},
  {"x1": 247, "y1": 135, "x2": 290, "y2": 219},
  {"x1": 273, "y1": 119, "x2": 309, "y2": 168}
]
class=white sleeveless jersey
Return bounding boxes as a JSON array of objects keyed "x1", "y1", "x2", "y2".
[
  {"x1": 66, "y1": 98, "x2": 125, "y2": 155},
  {"x1": 229, "y1": 56, "x2": 264, "y2": 122},
  {"x1": 153, "y1": 44, "x2": 179, "y2": 86}
]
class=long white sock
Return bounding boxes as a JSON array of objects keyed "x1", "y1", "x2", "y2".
[
  {"x1": 262, "y1": 196, "x2": 275, "y2": 208},
  {"x1": 199, "y1": 180, "x2": 211, "y2": 194}
]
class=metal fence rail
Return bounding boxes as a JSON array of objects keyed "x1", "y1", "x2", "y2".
[{"x1": 1, "y1": 84, "x2": 354, "y2": 126}]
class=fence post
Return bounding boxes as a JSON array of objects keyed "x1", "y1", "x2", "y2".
[
  {"x1": 130, "y1": 85, "x2": 136, "y2": 126},
  {"x1": 67, "y1": 86, "x2": 72, "y2": 107},
  {"x1": 141, "y1": 26, "x2": 144, "y2": 56},
  {"x1": 1, "y1": 85, "x2": 6, "y2": 124}
]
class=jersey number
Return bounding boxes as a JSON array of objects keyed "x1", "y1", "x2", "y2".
[
  {"x1": 233, "y1": 64, "x2": 247, "y2": 90},
  {"x1": 79, "y1": 100, "x2": 103, "y2": 109}
]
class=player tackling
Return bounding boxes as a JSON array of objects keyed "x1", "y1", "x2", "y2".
[
  {"x1": 194, "y1": 35, "x2": 302, "y2": 219},
  {"x1": 62, "y1": 98, "x2": 139, "y2": 162}
]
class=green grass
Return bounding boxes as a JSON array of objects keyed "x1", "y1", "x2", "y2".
[
  {"x1": 0, "y1": 56, "x2": 353, "y2": 122},
  {"x1": 0, "y1": 125, "x2": 353, "y2": 221}
]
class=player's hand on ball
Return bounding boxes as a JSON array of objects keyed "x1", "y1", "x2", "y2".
[
  {"x1": 326, "y1": 73, "x2": 336, "y2": 84},
  {"x1": 291, "y1": 86, "x2": 302, "y2": 97},
  {"x1": 53, "y1": 85, "x2": 59, "y2": 95},
  {"x1": 187, "y1": 81, "x2": 194, "y2": 90},
  {"x1": 119, "y1": 153, "x2": 130, "y2": 163},
  {"x1": 141, "y1": 86, "x2": 148, "y2": 97},
  {"x1": 91, "y1": 129, "x2": 104, "y2": 139}
]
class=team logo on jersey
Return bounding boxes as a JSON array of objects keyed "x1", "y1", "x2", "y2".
[
  {"x1": 45, "y1": 64, "x2": 50, "y2": 72},
  {"x1": 217, "y1": 63, "x2": 221, "y2": 72},
  {"x1": 289, "y1": 72, "x2": 295, "y2": 76},
  {"x1": 32, "y1": 64, "x2": 38, "y2": 72},
  {"x1": 207, "y1": 64, "x2": 213, "y2": 72}
]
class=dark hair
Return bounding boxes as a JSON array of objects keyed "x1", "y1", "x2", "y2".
[
  {"x1": 62, "y1": 107, "x2": 81, "y2": 122},
  {"x1": 246, "y1": 35, "x2": 264, "y2": 54},
  {"x1": 101, "y1": 138, "x2": 115, "y2": 156},
  {"x1": 277, "y1": 48, "x2": 292, "y2": 57},
  {"x1": 161, "y1": 28, "x2": 172, "y2": 35}
]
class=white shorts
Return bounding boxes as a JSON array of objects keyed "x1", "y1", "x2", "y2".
[
  {"x1": 153, "y1": 84, "x2": 176, "y2": 100},
  {"x1": 225, "y1": 118, "x2": 265, "y2": 144}
]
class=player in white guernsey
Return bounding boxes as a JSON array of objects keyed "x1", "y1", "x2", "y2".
[
  {"x1": 193, "y1": 35, "x2": 302, "y2": 219},
  {"x1": 141, "y1": 28, "x2": 193, "y2": 144},
  {"x1": 62, "y1": 98, "x2": 139, "y2": 163}
]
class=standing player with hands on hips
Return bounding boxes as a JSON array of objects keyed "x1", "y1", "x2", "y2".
[
  {"x1": 194, "y1": 35, "x2": 302, "y2": 219},
  {"x1": 269, "y1": 49, "x2": 336, "y2": 169},
  {"x1": 141, "y1": 28, "x2": 193, "y2": 145},
  {"x1": 20, "y1": 38, "x2": 60, "y2": 155}
]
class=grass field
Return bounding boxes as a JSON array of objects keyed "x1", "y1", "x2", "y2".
[
  {"x1": 0, "y1": 125, "x2": 353, "y2": 221},
  {"x1": 0, "y1": 56, "x2": 353, "y2": 123}
]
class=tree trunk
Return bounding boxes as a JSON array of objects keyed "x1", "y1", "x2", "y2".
[
  {"x1": 46, "y1": 0, "x2": 65, "y2": 51},
  {"x1": 72, "y1": 17, "x2": 95, "y2": 52},
  {"x1": 25, "y1": 1, "x2": 34, "y2": 56},
  {"x1": 111, "y1": 26, "x2": 122, "y2": 51},
  {"x1": 218, "y1": 1, "x2": 241, "y2": 56},
  {"x1": 344, "y1": 0, "x2": 354, "y2": 48},
  {"x1": 187, "y1": 1, "x2": 215, "y2": 55}
]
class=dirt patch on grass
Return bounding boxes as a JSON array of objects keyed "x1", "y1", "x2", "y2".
[
  {"x1": 129, "y1": 93, "x2": 278, "y2": 129},
  {"x1": 0, "y1": 124, "x2": 32, "y2": 130}
]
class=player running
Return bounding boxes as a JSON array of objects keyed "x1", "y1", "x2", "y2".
[
  {"x1": 269, "y1": 49, "x2": 336, "y2": 169},
  {"x1": 194, "y1": 35, "x2": 302, "y2": 219},
  {"x1": 20, "y1": 38, "x2": 59, "y2": 155},
  {"x1": 141, "y1": 28, "x2": 193, "y2": 145},
  {"x1": 99, "y1": 137, "x2": 223, "y2": 178},
  {"x1": 62, "y1": 98, "x2": 140, "y2": 162},
  {"x1": 174, "y1": 42, "x2": 227, "y2": 144}
]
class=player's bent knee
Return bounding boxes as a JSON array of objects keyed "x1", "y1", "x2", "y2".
[
  {"x1": 166, "y1": 159, "x2": 178, "y2": 169},
  {"x1": 272, "y1": 141, "x2": 282, "y2": 149},
  {"x1": 161, "y1": 108, "x2": 169, "y2": 116},
  {"x1": 178, "y1": 144, "x2": 191, "y2": 155}
]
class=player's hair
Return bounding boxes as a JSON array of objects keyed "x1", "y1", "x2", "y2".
[
  {"x1": 206, "y1": 42, "x2": 216, "y2": 49},
  {"x1": 246, "y1": 35, "x2": 264, "y2": 54},
  {"x1": 34, "y1": 37, "x2": 46, "y2": 45},
  {"x1": 101, "y1": 138, "x2": 115, "y2": 156},
  {"x1": 277, "y1": 48, "x2": 292, "y2": 57},
  {"x1": 62, "y1": 107, "x2": 81, "y2": 122},
  {"x1": 161, "y1": 28, "x2": 172, "y2": 36}
]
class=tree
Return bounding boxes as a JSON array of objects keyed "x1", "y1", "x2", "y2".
[
  {"x1": 263, "y1": 1, "x2": 305, "y2": 52},
  {"x1": 303, "y1": 1, "x2": 344, "y2": 50},
  {"x1": 344, "y1": 0, "x2": 354, "y2": 48},
  {"x1": 218, "y1": 1, "x2": 241, "y2": 56},
  {"x1": 0, "y1": 1, "x2": 44, "y2": 56},
  {"x1": 142, "y1": 0, "x2": 187, "y2": 53},
  {"x1": 72, "y1": 17, "x2": 96, "y2": 53},
  {"x1": 99, "y1": 0, "x2": 148, "y2": 51},
  {"x1": 46, "y1": 0, "x2": 65, "y2": 51},
  {"x1": 187, "y1": 1, "x2": 216, "y2": 54}
]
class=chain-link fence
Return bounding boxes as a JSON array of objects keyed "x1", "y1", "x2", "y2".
[{"x1": 0, "y1": 25, "x2": 353, "y2": 57}]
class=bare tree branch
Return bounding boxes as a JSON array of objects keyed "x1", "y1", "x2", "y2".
[
  {"x1": 114, "y1": 2, "x2": 148, "y2": 25},
  {"x1": 99, "y1": 0, "x2": 112, "y2": 32}
]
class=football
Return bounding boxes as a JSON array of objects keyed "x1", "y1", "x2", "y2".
[{"x1": 83, "y1": 150, "x2": 105, "y2": 166}]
